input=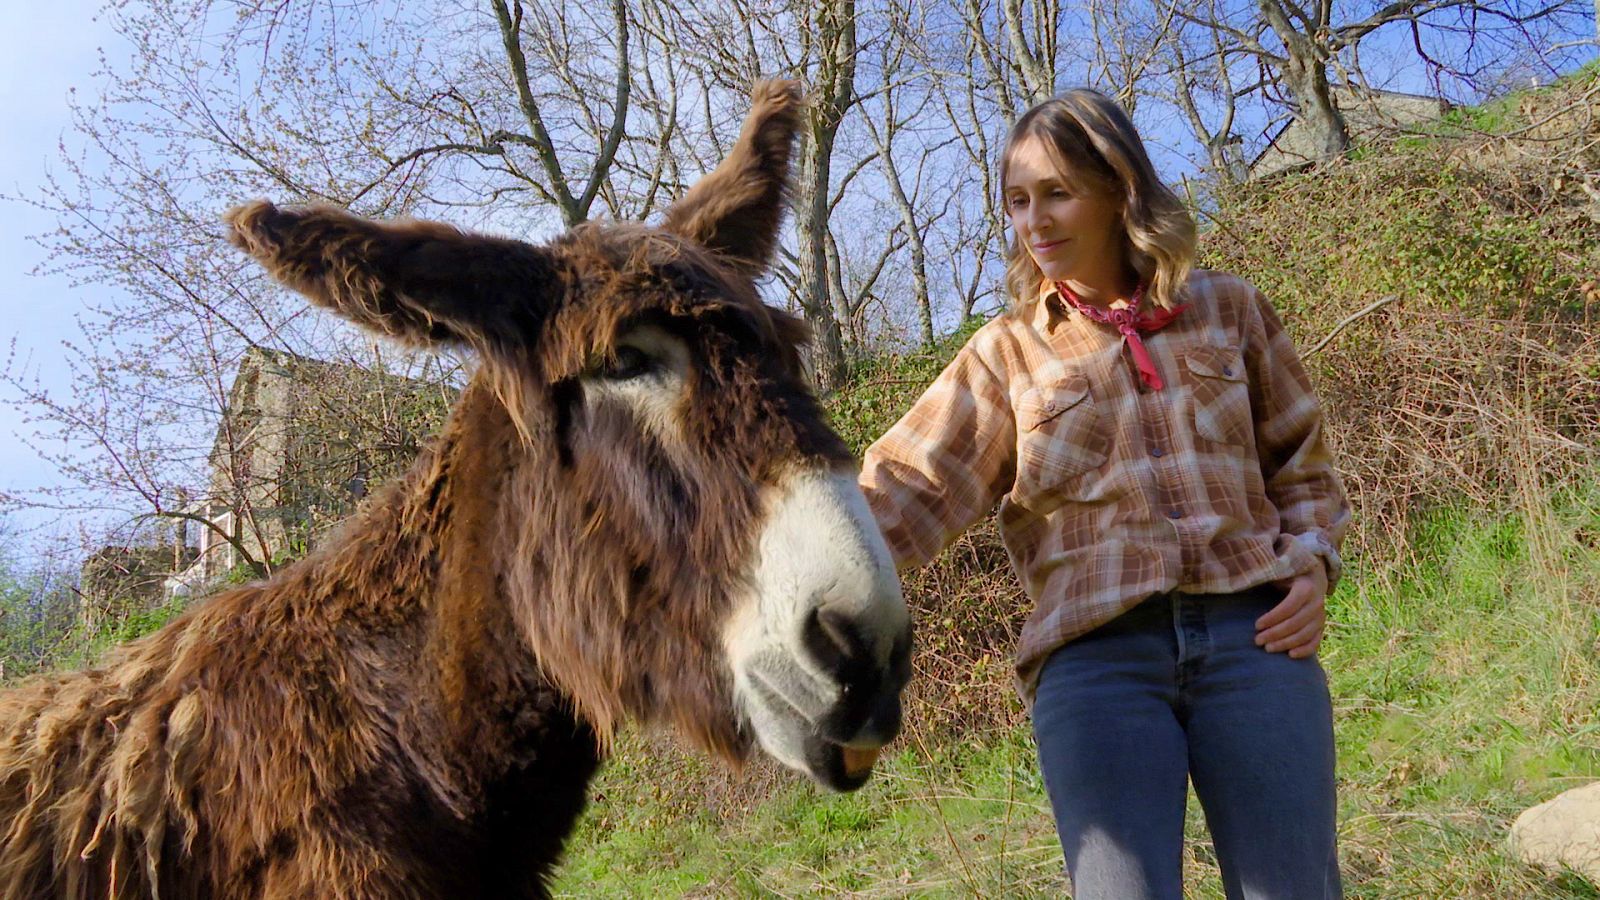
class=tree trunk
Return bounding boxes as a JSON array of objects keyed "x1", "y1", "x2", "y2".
[
  {"x1": 792, "y1": 0, "x2": 856, "y2": 390},
  {"x1": 1259, "y1": 0, "x2": 1350, "y2": 159},
  {"x1": 870, "y1": 119, "x2": 934, "y2": 346},
  {"x1": 795, "y1": 130, "x2": 849, "y2": 388},
  {"x1": 890, "y1": 188, "x2": 934, "y2": 348},
  {"x1": 1283, "y1": 57, "x2": 1349, "y2": 157}
]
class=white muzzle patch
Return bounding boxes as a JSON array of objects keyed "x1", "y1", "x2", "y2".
[{"x1": 724, "y1": 467, "x2": 907, "y2": 775}]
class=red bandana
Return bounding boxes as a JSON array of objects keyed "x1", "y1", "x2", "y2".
[{"x1": 1054, "y1": 282, "x2": 1188, "y2": 391}]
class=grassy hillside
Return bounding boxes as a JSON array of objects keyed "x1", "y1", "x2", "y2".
[{"x1": 554, "y1": 71, "x2": 1600, "y2": 896}]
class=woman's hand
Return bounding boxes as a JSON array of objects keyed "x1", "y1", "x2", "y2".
[{"x1": 1255, "y1": 564, "x2": 1328, "y2": 658}]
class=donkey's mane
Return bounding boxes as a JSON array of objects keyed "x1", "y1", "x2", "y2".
[{"x1": 0, "y1": 380, "x2": 597, "y2": 896}]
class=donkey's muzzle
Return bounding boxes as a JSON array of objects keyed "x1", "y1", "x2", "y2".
[
  {"x1": 804, "y1": 606, "x2": 911, "y2": 744},
  {"x1": 727, "y1": 466, "x2": 911, "y2": 791},
  {"x1": 798, "y1": 605, "x2": 912, "y2": 790}
]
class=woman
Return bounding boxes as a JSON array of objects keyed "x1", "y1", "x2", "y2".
[{"x1": 859, "y1": 89, "x2": 1348, "y2": 899}]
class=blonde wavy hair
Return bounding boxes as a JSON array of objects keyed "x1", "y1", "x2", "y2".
[{"x1": 998, "y1": 89, "x2": 1197, "y2": 311}]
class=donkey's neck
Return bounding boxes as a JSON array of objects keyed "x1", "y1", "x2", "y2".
[{"x1": 288, "y1": 377, "x2": 601, "y2": 881}]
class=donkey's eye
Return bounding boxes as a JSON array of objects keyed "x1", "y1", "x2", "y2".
[{"x1": 600, "y1": 345, "x2": 656, "y2": 381}]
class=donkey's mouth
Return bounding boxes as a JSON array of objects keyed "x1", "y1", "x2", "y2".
[
  {"x1": 806, "y1": 738, "x2": 886, "y2": 792},
  {"x1": 841, "y1": 744, "x2": 881, "y2": 777},
  {"x1": 745, "y1": 667, "x2": 887, "y2": 790}
]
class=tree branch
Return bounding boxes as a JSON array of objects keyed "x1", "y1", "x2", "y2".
[{"x1": 490, "y1": 0, "x2": 580, "y2": 224}]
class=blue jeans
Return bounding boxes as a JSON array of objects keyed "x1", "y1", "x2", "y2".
[{"x1": 1032, "y1": 587, "x2": 1342, "y2": 899}]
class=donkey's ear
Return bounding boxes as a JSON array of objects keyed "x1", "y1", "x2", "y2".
[
  {"x1": 225, "y1": 201, "x2": 558, "y2": 357},
  {"x1": 662, "y1": 80, "x2": 803, "y2": 277}
]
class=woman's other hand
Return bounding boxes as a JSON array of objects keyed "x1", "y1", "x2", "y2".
[{"x1": 1255, "y1": 564, "x2": 1328, "y2": 658}]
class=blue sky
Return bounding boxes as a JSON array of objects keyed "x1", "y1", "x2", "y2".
[{"x1": 1, "y1": 1, "x2": 124, "y2": 541}]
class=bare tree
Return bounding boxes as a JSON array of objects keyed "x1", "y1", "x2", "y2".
[
  {"x1": 488, "y1": 0, "x2": 631, "y2": 225},
  {"x1": 1176, "y1": 0, "x2": 1588, "y2": 161},
  {"x1": 3, "y1": 0, "x2": 699, "y2": 576},
  {"x1": 791, "y1": 0, "x2": 861, "y2": 387},
  {"x1": 1167, "y1": 0, "x2": 1260, "y2": 182},
  {"x1": 939, "y1": 0, "x2": 1028, "y2": 318},
  {"x1": 953, "y1": 0, "x2": 1062, "y2": 113},
  {"x1": 859, "y1": 0, "x2": 961, "y2": 347},
  {"x1": 1004, "y1": 0, "x2": 1063, "y2": 105},
  {"x1": 639, "y1": 0, "x2": 867, "y2": 384},
  {"x1": 1085, "y1": 0, "x2": 1182, "y2": 112}
]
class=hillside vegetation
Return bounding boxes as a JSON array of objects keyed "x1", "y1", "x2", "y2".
[{"x1": 554, "y1": 71, "x2": 1600, "y2": 897}]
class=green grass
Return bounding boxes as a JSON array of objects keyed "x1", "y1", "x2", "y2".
[
  {"x1": 1322, "y1": 489, "x2": 1600, "y2": 898},
  {"x1": 553, "y1": 491, "x2": 1600, "y2": 897},
  {"x1": 554, "y1": 728, "x2": 1069, "y2": 897}
]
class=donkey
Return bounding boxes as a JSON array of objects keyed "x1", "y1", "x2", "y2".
[{"x1": 0, "y1": 81, "x2": 911, "y2": 899}]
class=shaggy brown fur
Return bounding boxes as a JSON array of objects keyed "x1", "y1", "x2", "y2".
[{"x1": 0, "y1": 81, "x2": 872, "y2": 898}]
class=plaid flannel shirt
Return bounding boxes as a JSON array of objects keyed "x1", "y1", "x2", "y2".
[{"x1": 859, "y1": 270, "x2": 1350, "y2": 701}]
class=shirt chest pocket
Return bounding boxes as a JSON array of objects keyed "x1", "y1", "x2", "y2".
[
  {"x1": 1015, "y1": 375, "x2": 1110, "y2": 499},
  {"x1": 1183, "y1": 345, "x2": 1253, "y2": 446}
]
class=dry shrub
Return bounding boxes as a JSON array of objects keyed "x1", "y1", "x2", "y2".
[
  {"x1": 895, "y1": 521, "x2": 1031, "y2": 739},
  {"x1": 1202, "y1": 72, "x2": 1600, "y2": 580},
  {"x1": 1312, "y1": 315, "x2": 1599, "y2": 575}
]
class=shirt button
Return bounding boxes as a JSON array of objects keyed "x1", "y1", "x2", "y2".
[
  {"x1": 1222, "y1": 367, "x2": 1235, "y2": 377},
  {"x1": 1167, "y1": 509, "x2": 1182, "y2": 519},
  {"x1": 1150, "y1": 447, "x2": 1164, "y2": 458}
]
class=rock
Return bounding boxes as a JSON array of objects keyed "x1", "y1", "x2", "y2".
[{"x1": 1509, "y1": 782, "x2": 1600, "y2": 885}]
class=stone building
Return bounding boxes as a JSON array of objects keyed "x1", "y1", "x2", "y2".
[{"x1": 159, "y1": 347, "x2": 455, "y2": 597}]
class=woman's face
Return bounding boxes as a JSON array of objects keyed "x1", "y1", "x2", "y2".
[{"x1": 1003, "y1": 136, "x2": 1126, "y2": 292}]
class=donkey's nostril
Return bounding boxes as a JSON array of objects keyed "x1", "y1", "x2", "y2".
[{"x1": 803, "y1": 606, "x2": 861, "y2": 672}]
